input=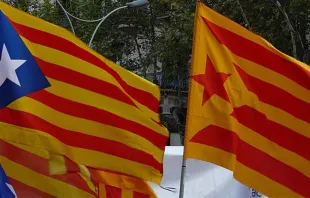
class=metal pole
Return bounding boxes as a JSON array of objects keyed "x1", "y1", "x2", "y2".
[
  {"x1": 88, "y1": 6, "x2": 128, "y2": 47},
  {"x1": 269, "y1": 0, "x2": 297, "y2": 59},
  {"x1": 280, "y1": 6, "x2": 297, "y2": 59},
  {"x1": 179, "y1": 159, "x2": 186, "y2": 198},
  {"x1": 54, "y1": 1, "x2": 149, "y2": 47},
  {"x1": 55, "y1": 0, "x2": 75, "y2": 35}
]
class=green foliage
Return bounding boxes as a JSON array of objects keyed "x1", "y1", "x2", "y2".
[
  {"x1": 206, "y1": 0, "x2": 310, "y2": 61},
  {"x1": 4, "y1": 0, "x2": 309, "y2": 80},
  {"x1": 156, "y1": 0, "x2": 195, "y2": 87}
]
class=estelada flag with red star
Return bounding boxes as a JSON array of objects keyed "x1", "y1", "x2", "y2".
[{"x1": 184, "y1": 2, "x2": 310, "y2": 197}]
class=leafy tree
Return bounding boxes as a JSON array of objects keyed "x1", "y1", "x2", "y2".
[
  {"x1": 2, "y1": 0, "x2": 309, "y2": 141},
  {"x1": 205, "y1": 0, "x2": 310, "y2": 61}
]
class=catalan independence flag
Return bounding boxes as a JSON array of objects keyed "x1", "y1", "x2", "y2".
[
  {"x1": 0, "y1": 0, "x2": 168, "y2": 193},
  {"x1": 184, "y1": 2, "x2": 310, "y2": 197}
]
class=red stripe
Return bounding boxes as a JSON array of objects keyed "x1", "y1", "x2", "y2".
[
  {"x1": 0, "y1": 108, "x2": 162, "y2": 173},
  {"x1": 10, "y1": 21, "x2": 159, "y2": 113},
  {"x1": 190, "y1": 125, "x2": 235, "y2": 153},
  {"x1": 105, "y1": 185, "x2": 122, "y2": 198},
  {"x1": 234, "y1": 63, "x2": 310, "y2": 123},
  {"x1": 64, "y1": 156, "x2": 81, "y2": 173},
  {"x1": 0, "y1": 139, "x2": 47, "y2": 174},
  {"x1": 9, "y1": 177, "x2": 55, "y2": 198},
  {"x1": 35, "y1": 57, "x2": 138, "y2": 108},
  {"x1": 0, "y1": 139, "x2": 95, "y2": 195},
  {"x1": 28, "y1": 90, "x2": 166, "y2": 150},
  {"x1": 36, "y1": 57, "x2": 161, "y2": 132},
  {"x1": 202, "y1": 17, "x2": 310, "y2": 90},
  {"x1": 190, "y1": 125, "x2": 310, "y2": 197},
  {"x1": 133, "y1": 192, "x2": 150, "y2": 198},
  {"x1": 233, "y1": 105, "x2": 310, "y2": 161}
]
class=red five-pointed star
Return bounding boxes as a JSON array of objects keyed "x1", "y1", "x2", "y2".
[{"x1": 192, "y1": 56, "x2": 231, "y2": 106}]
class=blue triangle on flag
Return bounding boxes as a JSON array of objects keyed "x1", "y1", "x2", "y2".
[
  {"x1": 0, "y1": 164, "x2": 16, "y2": 198},
  {"x1": 0, "y1": 10, "x2": 50, "y2": 108}
]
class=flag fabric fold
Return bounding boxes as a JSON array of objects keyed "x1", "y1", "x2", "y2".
[
  {"x1": 184, "y1": 2, "x2": 310, "y2": 197},
  {"x1": 0, "y1": 139, "x2": 157, "y2": 197},
  {"x1": 90, "y1": 169, "x2": 157, "y2": 198},
  {"x1": 0, "y1": 140, "x2": 97, "y2": 197}
]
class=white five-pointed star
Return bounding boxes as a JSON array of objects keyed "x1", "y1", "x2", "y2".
[
  {"x1": 0, "y1": 44, "x2": 26, "y2": 87},
  {"x1": 6, "y1": 183, "x2": 17, "y2": 197}
]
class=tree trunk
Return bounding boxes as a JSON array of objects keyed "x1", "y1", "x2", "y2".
[
  {"x1": 149, "y1": 3, "x2": 157, "y2": 83},
  {"x1": 235, "y1": 0, "x2": 251, "y2": 30}
]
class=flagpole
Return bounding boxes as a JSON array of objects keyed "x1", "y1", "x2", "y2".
[
  {"x1": 179, "y1": 2, "x2": 252, "y2": 198},
  {"x1": 178, "y1": 0, "x2": 201, "y2": 197},
  {"x1": 179, "y1": 159, "x2": 186, "y2": 198}
]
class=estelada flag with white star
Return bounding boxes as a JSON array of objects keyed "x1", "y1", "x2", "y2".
[
  {"x1": 184, "y1": 2, "x2": 310, "y2": 197},
  {"x1": 0, "y1": 1, "x2": 167, "y2": 197}
]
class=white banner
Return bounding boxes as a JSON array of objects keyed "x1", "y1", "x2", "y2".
[{"x1": 150, "y1": 146, "x2": 266, "y2": 198}]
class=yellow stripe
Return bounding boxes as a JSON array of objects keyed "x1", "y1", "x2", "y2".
[
  {"x1": 45, "y1": 78, "x2": 167, "y2": 136},
  {"x1": 80, "y1": 165, "x2": 92, "y2": 181},
  {"x1": 185, "y1": 97, "x2": 310, "y2": 179},
  {"x1": 223, "y1": 71, "x2": 310, "y2": 139},
  {"x1": 7, "y1": 140, "x2": 49, "y2": 159},
  {"x1": 0, "y1": 156, "x2": 95, "y2": 197},
  {"x1": 226, "y1": 53, "x2": 310, "y2": 138},
  {"x1": 184, "y1": 142, "x2": 235, "y2": 170},
  {"x1": 71, "y1": 147, "x2": 162, "y2": 184},
  {"x1": 185, "y1": 144, "x2": 301, "y2": 197},
  {"x1": 197, "y1": 2, "x2": 310, "y2": 72},
  {"x1": 99, "y1": 184, "x2": 107, "y2": 198},
  {"x1": 21, "y1": 37, "x2": 160, "y2": 122},
  {"x1": 0, "y1": 2, "x2": 161, "y2": 98},
  {"x1": 223, "y1": 119, "x2": 310, "y2": 179},
  {"x1": 79, "y1": 165, "x2": 98, "y2": 195},
  {"x1": 0, "y1": 122, "x2": 162, "y2": 184},
  {"x1": 48, "y1": 153, "x2": 67, "y2": 175},
  {"x1": 7, "y1": 97, "x2": 163, "y2": 162},
  {"x1": 101, "y1": 56, "x2": 161, "y2": 99},
  {"x1": 122, "y1": 189, "x2": 133, "y2": 198},
  {"x1": 254, "y1": 102, "x2": 310, "y2": 139},
  {"x1": 234, "y1": 162, "x2": 302, "y2": 198},
  {"x1": 20, "y1": 37, "x2": 127, "y2": 89},
  {"x1": 231, "y1": 53, "x2": 310, "y2": 103}
]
